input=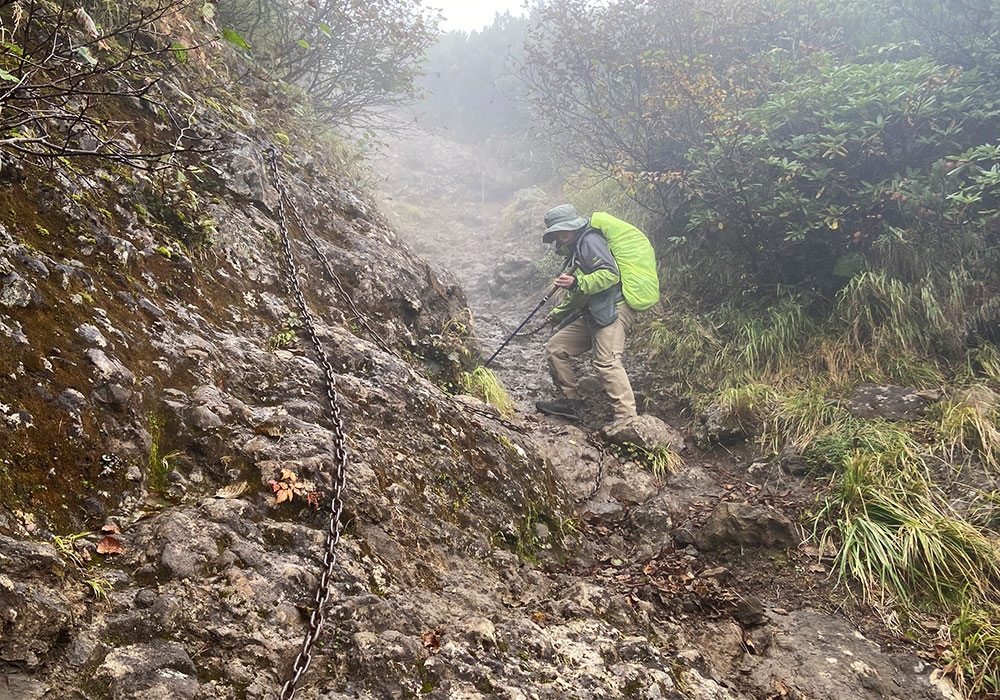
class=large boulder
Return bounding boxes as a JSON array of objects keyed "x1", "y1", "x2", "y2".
[
  {"x1": 601, "y1": 414, "x2": 685, "y2": 452},
  {"x1": 694, "y1": 502, "x2": 800, "y2": 551},
  {"x1": 94, "y1": 640, "x2": 199, "y2": 700},
  {"x1": 489, "y1": 253, "x2": 539, "y2": 297},
  {"x1": 845, "y1": 383, "x2": 941, "y2": 421},
  {"x1": 695, "y1": 401, "x2": 750, "y2": 444}
]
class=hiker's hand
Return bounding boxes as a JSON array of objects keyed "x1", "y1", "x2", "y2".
[
  {"x1": 554, "y1": 274, "x2": 576, "y2": 288},
  {"x1": 548, "y1": 315, "x2": 560, "y2": 326}
]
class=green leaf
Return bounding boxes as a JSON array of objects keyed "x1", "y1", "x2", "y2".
[
  {"x1": 297, "y1": 39, "x2": 311, "y2": 49},
  {"x1": 77, "y1": 46, "x2": 98, "y2": 66},
  {"x1": 318, "y1": 22, "x2": 332, "y2": 38},
  {"x1": 0, "y1": 68, "x2": 18, "y2": 83},
  {"x1": 221, "y1": 29, "x2": 250, "y2": 50},
  {"x1": 1, "y1": 41, "x2": 24, "y2": 56},
  {"x1": 201, "y1": 2, "x2": 215, "y2": 22},
  {"x1": 170, "y1": 43, "x2": 188, "y2": 64}
]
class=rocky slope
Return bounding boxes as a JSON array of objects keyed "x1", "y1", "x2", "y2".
[{"x1": 0, "y1": 48, "x2": 966, "y2": 700}]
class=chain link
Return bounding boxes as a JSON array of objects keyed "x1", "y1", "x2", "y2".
[
  {"x1": 580, "y1": 433, "x2": 608, "y2": 503},
  {"x1": 265, "y1": 149, "x2": 349, "y2": 700},
  {"x1": 512, "y1": 320, "x2": 551, "y2": 339},
  {"x1": 282, "y1": 200, "x2": 398, "y2": 358}
]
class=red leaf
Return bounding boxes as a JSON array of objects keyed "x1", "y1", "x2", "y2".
[{"x1": 96, "y1": 535, "x2": 123, "y2": 555}]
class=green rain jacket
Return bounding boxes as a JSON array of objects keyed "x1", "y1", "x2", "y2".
[{"x1": 549, "y1": 212, "x2": 659, "y2": 328}]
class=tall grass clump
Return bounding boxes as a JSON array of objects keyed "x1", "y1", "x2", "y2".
[
  {"x1": 763, "y1": 383, "x2": 852, "y2": 454},
  {"x1": 461, "y1": 367, "x2": 516, "y2": 416},
  {"x1": 836, "y1": 271, "x2": 964, "y2": 359},
  {"x1": 639, "y1": 312, "x2": 729, "y2": 392},
  {"x1": 945, "y1": 601, "x2": 1000, "y2": 697},
  {"x1": 814, "y1": 450, "x2": 1000, "y2": 607},
  {"x1": 965, "y1": 343, "x2": 1000, "y2": 386},
  {"x1": 736, "y1": 296, "x2": 817, "y2": 376},
  {"x1": 713, "y1": 383, "x2": 778, "y2": 436},
  {"x1": 930, "y1": 394, "x2": 1000, "y2": 471}
]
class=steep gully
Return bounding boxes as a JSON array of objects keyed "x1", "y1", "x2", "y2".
[{"x1": 374, "y1": 131, "x2": 964, "y2": 700}]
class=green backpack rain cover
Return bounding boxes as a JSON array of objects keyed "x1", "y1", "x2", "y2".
[{"x1": 590, "y1": 212, "x2": 660, "y2": 311}]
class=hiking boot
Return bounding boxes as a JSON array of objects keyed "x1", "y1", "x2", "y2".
[{"x1": 535, "y1": 398, "x2": 584, "y2": 420}]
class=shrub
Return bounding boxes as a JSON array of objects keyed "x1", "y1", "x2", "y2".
[{"x1": 215, "y1": 0, "x2": 438, "y2": 123}]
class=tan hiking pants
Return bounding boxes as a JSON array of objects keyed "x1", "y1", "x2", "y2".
[{"x1": 545, "y1": 303, "x2": 638, "y2": 419}]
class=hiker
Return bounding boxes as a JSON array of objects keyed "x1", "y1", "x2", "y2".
[{"x1": 534, "y1": 204, "x2": 659, "y2": 424}]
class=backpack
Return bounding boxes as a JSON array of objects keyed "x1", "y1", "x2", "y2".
[{"x1": 590, "y1": 212, "x2": 660, "y2": 311}]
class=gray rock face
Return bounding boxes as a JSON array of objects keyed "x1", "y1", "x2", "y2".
[
  {"x1": 189, "y1": 405, "x2": 223, "y2": 431},
  {"x1": 742, "y1": 608, "x2": 956, "y2": 700},
  {"x1": 845, "y1": 383, "x2": 939, "y2": 421},
  {"x1": 0, "y1": 272, "x2": 35, "y2": 308},
  {"x1": 490, "y1": 253, "x2": 538, "y2": 296},
  {"x1": 601, "y1": 414, "x2": 685, "y2": 452},
  {"x1": 95, "y1": 640, "x2": 198, "y2": 700},
  {"x1": 694, "y1": 502, "x2": 800, "y2": 551},
  {"x1": 75, "y1": 323, "x2": 109, "y2": 348}
]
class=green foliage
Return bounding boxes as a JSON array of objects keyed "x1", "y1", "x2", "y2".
[
  {"x1": 221, "y1": 29, "x2": 250, "y2": 51},
  {"x1": 267, "y1": 314, "x2": 300, "y2": 351},
  {"x1": 460, "y1": 367, "x2": 515, "y2": 416},
  {"x1": 564, "y1": 168, "x2": 659, "y2": 237},
  {"x1": 615, "y1": 442, "x2": 682, "y2": 478},
  {"x1": 930, "y1": 395, "x2": 1000, "y2": 470},
  {"x1": 814, "y1": 449, "x2": 1000, "y2": 607},
  {"x1": 683, "y1": 58, "x2": 1000, "y2": 294},
  {"x1": 946, "y1": 601, "x2": 1000, "y2": 697},
  {"x1": 215, "y1": 0, "x2": 438, "y2": 123}
]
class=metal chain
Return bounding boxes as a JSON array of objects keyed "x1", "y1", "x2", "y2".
[
  {"x1": 282, "y1": 199, "x2": 398, "y2": 357},
  {"x1": 580, "y1": 433, "x2": 608, "y2": 502},
  {"x1": 265, "y1": 149, "x2": 349, "y2": 700},
  {"x1": 512, "y1": 320, "x2": 551, "y2": 339}
]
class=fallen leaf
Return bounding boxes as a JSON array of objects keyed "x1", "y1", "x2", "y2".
[
  {"x1": 809, "y1": 563, "x2": 827, "y2": 574},
  {"x1": 421, "y1": 629, "x2": 441, "y2": 651},
  {"x1": 96, "y1": 535, "x2": 123, "y2": 555},
  {"x1": 215, "y1": 481, "x2": 249, "y2": 499},
  {"x1": 100, "y1": 523, "x2": 121, "y2": 534}
]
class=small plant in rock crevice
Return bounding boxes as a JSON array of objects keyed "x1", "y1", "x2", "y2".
[
  {"x1": 613, "y1": 442, "x2": 682, "y2": 478},
  {"x1": 267, "y1": 313, "x2": 300, "y2": 351},
  {"x1": 267, "y1": 467, "x2": 319, "y2": 507},
  {"x1": 460, "y1": 366, "x2": 516, "y2": 416}
]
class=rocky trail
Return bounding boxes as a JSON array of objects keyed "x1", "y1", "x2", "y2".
[
  {"x1": 0, "y1": 120, "x2": 964, "y2": 700},
  {"x1": 375, "y1": 130, "x2": 965, "y2": 700}
]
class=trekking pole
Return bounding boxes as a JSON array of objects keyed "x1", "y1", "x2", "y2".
[{"x1": 484, "y1": 286, "x2": 558, "y2": 368}]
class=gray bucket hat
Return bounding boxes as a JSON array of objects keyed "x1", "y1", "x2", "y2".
[{"x1": 542, "y1": 204, "x2": 589, "y2": 243}]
